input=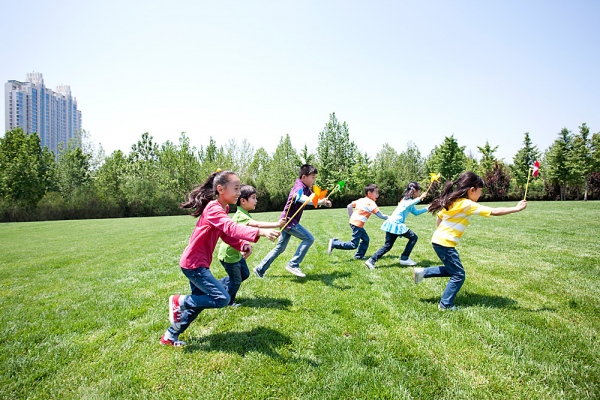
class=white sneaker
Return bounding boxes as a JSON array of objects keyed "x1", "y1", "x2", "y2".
[
  {"x1": 285, "y1": 265, "x2": 306, "y2": 278},
  {"x1": 413, "y1": 268, "x2": 425, "y2": 284},
  {"x1": 365, "y1": 259, "x2": 376, "y2": 270},
  {"x1": 438, "y1": 304, "x2": 459, "y2": 311},
  {"x1": 400, "y1": 258, "x2": 417, "y2": 266},
  {"x1": 327, "y1": 239, "x2": 334, "y2": 255}
]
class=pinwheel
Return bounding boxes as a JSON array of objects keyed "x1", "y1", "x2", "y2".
[{"x1": 524, "y1": 160, "x2": 540, "y2": 200}]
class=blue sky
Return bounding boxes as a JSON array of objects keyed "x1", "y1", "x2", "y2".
[{"x1": 3, "y1": 0, "x2": 599, "y2": 162}]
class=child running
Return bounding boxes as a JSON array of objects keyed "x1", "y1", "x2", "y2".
[
  {"x1": 327, "y1": 184, "x2": 388, "y2": 260},
  {"x1": 413, "y1": 171, "x2": 527, "y2": 311},
  {"x1": 254, "y1": 164, "x2": 332, "y2": 279},
  {"x1": 217, "y1": 185, "x2": 285, "y2": 307},
  {"x1": 160, "y1": 171, "x2": 280, "y2": 347},
  {"x1": 365, "y1": 182, "x2": 428, "y2": 270}
]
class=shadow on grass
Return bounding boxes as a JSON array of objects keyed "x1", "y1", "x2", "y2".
[
  {"x1": 420, "y1": 291, "x2": 518, "y2": 309},
  {"x1": 295, "y1": 271, "x2": 353, "y2": 290},
  {"x1": 372, "y1": 258, "x2": 441, "y2": 269},
  {"x1": 184, "y1": 326, "x2": 319, "y2": 366},
  {"x1": 235, "y1": 296, "x2": 292, "y2": 310}
]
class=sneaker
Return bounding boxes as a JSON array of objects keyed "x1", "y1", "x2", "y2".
[
  {"x1": 354, "y1": 256, "x2": 365, "y2": 260},
  {"x1": 253, "y1": 267, "x2": 264, "y2": 278},
  {"x1": 365, "y1": 259, "x2": 376, "y2": 270},
  {"x1": 285, "y1": 265, "x2": 306, "y2": 278},
  {"x1": 327, "y1": 239, "x2": 334, "y2": 255},
  {"x1": 160, "y1": 334, "x2": 186, "y2": 347},
  {"x1": 229, "y1": 302, "x2": 241, "y2": 307},
  {"x1": 400, "y1": 258, "x2": 417, "y2": 266},
  {"x1": 438, "y1": 304, "x2": 459, "y2": 311},
  {"x1": 413, "y1": 267, "x2": 425, "y2": 284},
  {"x1": 169, "y1": 295, "x2": 183, "y2": 330}
]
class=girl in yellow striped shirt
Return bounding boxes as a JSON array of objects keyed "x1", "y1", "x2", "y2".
[{"x1": 413, "y1": 172, "x2": 527, "y2": 310}]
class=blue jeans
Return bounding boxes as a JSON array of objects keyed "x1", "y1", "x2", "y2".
[
  {"x1": 331, "y1": 224, "x2": 369, "y2": 259},
  {"x1": 219, "y1": 258, "x2": 250, "y2": 304},
  {"x1": 167, "y1": 267, "x2": 230, "y2": 336},
  {"x1": 369, "y1": 230, "x2": 418, "y2": 262},
  {"x1": 255, "y1": 223, "x2": 314, "y2": 274},
  {"x1": 424, "y1": 244, "x2": 465, "y2": 308}
]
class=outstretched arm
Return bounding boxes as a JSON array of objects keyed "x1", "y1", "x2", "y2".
[
  {"x1": 490, "y1": 200, "x2": 527, "y2": 216},
  {"x1": 347, "y1": 203, "x2": 354, "y2": 217},
  {"x1": 374, "y1": 211, "x2": 388, "y2": 220},
  {"x1": 248, "y1": 218, "x2": 286, "y2": 229}
]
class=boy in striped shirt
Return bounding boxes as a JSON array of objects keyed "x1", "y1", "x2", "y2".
[{"x1": 327, "y1": 184, "x2": 388, "y2": 259}]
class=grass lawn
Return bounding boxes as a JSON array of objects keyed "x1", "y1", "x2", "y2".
[{"x1": 1, "y1": 201, "x2": 599, "y2": 399}]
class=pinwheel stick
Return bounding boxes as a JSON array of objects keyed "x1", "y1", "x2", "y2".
[
  {"x1": 280, "y1": 194, "x2": 314, "y2": 231},
  {"x1": 523, "y1": 168, "x2": 532, "y2": 201},
  {"x1": 283, "y1": 191, "x2": 298, "y2": 221}
]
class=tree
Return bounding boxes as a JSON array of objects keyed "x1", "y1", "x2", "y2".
[
  {"x1": 477, "y1": 141, "x2": 499, "y2": 176},
  {"x1": 397, "y1": 141, "x2": 425, "y2": 188},
  {"x1": 373, "y1": 143, "x2": 401, "y2": 203},
  {"x1": 299, "y1": 144, "x2": 315, "y2": 165},
  {"x1": 512, "y1": 132, "x2": 540, "y2": 192},
  {"x1": 55, "y1": 142, "x2": 92, "y2": 198},
  {"x1": 316, "y1": 113, "x2": 358, "y2": 190},
  {"x1": 264, "y1": 135, "x2": 301, "y2": 207},
  {"x1": 0, "y1": 128, "x2": 54, "y2": 207},
  {"x1": 544, "y1": 128, "x2": 573, "y2": 201},
  {"x1": 157, "y1": 133, "x2": 202, "y2": 200},
  {"x1": 426, "y1": 135, "x2": 467, "y2": 182},
  {"x1": 570, "y1": 123, "x2": 594, "y2": 200},
  {"x1": 483, "y1": 160, "x2": 511, "y2": 200}
]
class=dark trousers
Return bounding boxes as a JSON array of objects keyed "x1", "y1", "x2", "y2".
[{"x1": 370, "y1": 230, "x2": 418, "y2": 262}]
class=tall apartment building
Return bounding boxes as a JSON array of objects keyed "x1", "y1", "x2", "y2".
[{"x1": 4, "y1": 72, "x2": 82, "y2": 155}]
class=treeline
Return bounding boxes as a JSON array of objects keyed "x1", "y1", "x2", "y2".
[{"x1": 1, "y1": 113, "x2": 600, "y2": 222}]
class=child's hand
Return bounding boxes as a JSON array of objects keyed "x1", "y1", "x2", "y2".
[
  {"x1": 323, "y1": 199, "x2": 332, "y2": 207},
  {"x1": 278, "y1": 218, "x2": 287, "y2": 227},
  {"x1": 516, "y1": 200, "x2": 527, "y2": 211},
  {"x1": 261, "y1": 228, "x2": 280, "y2": 242},
  {"x1": 419, "y1": 193, "x2": 427, "y2": 200},
  {"x1": 241, "y1": 243, "x2": 253, "y2": 259}
]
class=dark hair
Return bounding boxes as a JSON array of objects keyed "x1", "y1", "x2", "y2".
[
  {"x1": 365, "y1": 184, "x2": 378, "y2": 196},
  {"x1": 403, "y1": 182, "x2": 422, "y2": 200},
  {"x1": 237, "y1": 185, "x2": 257, "y2": 206},
  {"x1": 299, "y1": 164, "x2": 318, "y2": 178},
  {"x1": 428, "y1": 171, "x2": 485, "y2": 214},
  {"x1": 181, "y1": 170, "x2": 237, "y2": 217}
]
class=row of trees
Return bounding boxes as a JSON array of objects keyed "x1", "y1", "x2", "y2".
[{"x1": 1, "y1": 113, "x2": 600, "y2": 222}]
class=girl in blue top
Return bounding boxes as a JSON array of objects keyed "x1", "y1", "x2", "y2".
[{"x1": 365, "y1": 182, "x2": 428, "y2": 269}]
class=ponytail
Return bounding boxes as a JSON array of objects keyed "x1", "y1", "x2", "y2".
[
  {"x1": 403, "y1": 181, "x2": 422, "y2": 200},
  {"x1": 428, "y1": 172, "x2": 484, "y2": 214},
  {"x1": 181, "y1": 170, "x2": 236, "y2": 217}
]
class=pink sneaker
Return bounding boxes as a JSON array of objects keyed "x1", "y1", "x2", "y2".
[
  {"x1": 169, "y1": 295, "x2": 183, "y2": 330},
  {"x1": 160, "y1": 334, "x2": 186, "y2": 347}
]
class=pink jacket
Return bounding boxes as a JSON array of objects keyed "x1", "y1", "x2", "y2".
[{"x1": 180, "y1": 200, "x2": 260, "y2": 269}]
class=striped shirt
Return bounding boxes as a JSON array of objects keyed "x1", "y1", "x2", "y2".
[
  {"x1": 431, "y1": 198, "x2": 492, "y2": 247},
  {"x1": 349, "y1": 197, "x2": 380, "y2": 228}
]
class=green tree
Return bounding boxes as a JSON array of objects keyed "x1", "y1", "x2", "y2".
[
  {"x1": 477, "y1": 141, "x2": 499, "y2": 176},
  {"x1": 157, "y1": 133, "x2": 202, "y2": 200},
  {"x1": 299, "y1": 144, "x2": 316, "y2": 165},
  {"x1": 94, "y1": 149, "x2": 128, "y2": 207},
  {"x1": 570, "y1": 123, "x2": 594, "y2": 200},
  {"x1": 347, "y1": 151, "x2": 372, "y2": 200},
  {"x1": 512, "y1": 132, "x2": 540, "y2": 192},
  {"x1": 373, "y1": 143, "x2": 401, "y2": 203},
  {"x1": 55, "y1": 142, "x2": 92, "y2": 198},
  {"x1": 544, "y1": 128, "x2": 573, "y2": 201},
  {"x1": 265, "y1": 134, "x2": 301, "y2": 207},
  {"x1": 0, "y1": 128, "x2": 54, "y2": 206},
  {"x1": 316, "y1": 113, "x2": 358, "y2": 190},
  {"x1": 426, "y1": 135, "x2": 467, "y2": 182}
]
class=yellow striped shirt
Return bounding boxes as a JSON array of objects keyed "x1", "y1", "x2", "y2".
[{"x1": 431, "y1": 198, "x2": 492, "y2": 247}]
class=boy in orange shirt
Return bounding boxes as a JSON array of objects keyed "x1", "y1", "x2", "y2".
[{"x1": 327, "y1": 184, "x2": 388, "y2": 259}]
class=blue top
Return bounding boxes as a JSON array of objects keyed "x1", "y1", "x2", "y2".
[{"x1": 380, "y1": 198, "x2": 428, "y2": 235}]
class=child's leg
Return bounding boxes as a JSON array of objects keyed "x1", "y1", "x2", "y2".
[
  {"x1": 220, "y1": 260, "x2": 243, "y2": 305},
  {"x1": 331, "y1": 224, "x2": 362, "y2": 251},
  {"x1": 400, "y1": 230, "x2": 418, "y2": 260},
  {"x1": 355, "y1": 228, "x2": 370, "y2": 259},
  {"x1": 370, "y1": 232, "x2": 399, "y2": 262},
  {"x1": 287, "y1": 224, "x2": 314, "y2": 268},
  {"x1": 426, "y1": 244, "x2": 465, "y2": 308},
  {"x1": 255, "y1": 230, "x2": 292, "y2": 274},
  {"x1": 168, "y1": 267, "x2": 231, "y2": 337}
]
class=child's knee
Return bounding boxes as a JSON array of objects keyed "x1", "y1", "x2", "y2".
[{"x1": 215, "y1": 292, "x2": 231, "y2": 307}]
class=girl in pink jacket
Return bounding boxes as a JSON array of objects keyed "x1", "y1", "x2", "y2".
[{"x1": 160, "y1": 170, "x2": 280, "y2": 347}]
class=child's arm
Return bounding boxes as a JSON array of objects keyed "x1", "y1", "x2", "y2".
[
  {"x1": 248, "y1": 218, "x2": 287, "y2": 229},
  {"x1": 374, "y1": 211, "x2": 388, "y2": 220},
  {"x1": 490, "y1": 200, "x2": 527, "y2": 216},
  {"x1": 347, "y1": 203, "x2": 354, "y2": 217},
  {"x1": 436, "y1": 216, "x2": 441, "y2": 227}
]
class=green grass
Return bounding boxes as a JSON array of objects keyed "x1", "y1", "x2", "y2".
[{"x1": 1, "y1": 201, "x2": 599, "y2": 399}]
